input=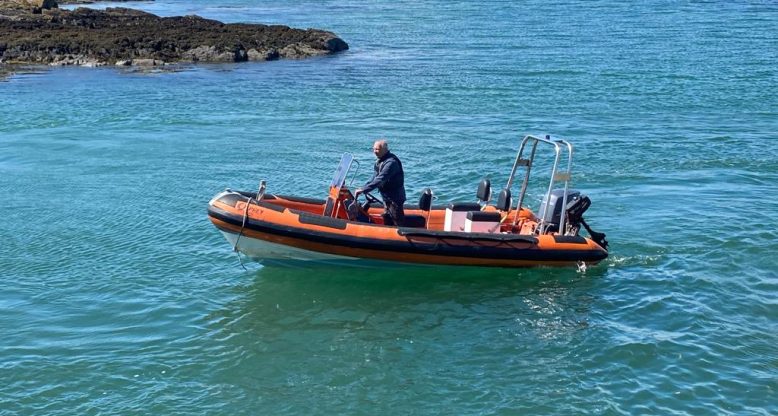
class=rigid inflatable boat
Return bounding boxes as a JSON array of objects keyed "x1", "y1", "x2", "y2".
[{"x1": 208, "y1": 135, "x2": 609, "y2": 268}]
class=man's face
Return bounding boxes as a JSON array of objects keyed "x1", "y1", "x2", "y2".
[{"x1": 372, "y1": 143, "x2": 387, "y2": 159}]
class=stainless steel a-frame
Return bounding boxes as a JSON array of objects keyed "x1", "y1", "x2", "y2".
[{"x1": 505, "y1": 134, "x2": 574, "y2": 235}]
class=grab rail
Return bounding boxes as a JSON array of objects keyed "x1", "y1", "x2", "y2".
[{"x1": 506, "y1": 135, "x2": 575, "y2": 235}]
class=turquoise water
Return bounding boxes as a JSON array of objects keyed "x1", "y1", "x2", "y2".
[{"x1": 2, "y1": 0, "x2": 777, "y2": 414}]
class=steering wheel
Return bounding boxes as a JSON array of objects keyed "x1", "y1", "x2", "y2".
[{"x1": 359, "y1": 191, "x2": 385, "y2": 208}]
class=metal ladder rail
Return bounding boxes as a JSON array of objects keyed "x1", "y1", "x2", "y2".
[
  {"x1": 531, "y1": 137, "x2": 574, "y2": 235},
  {"x1": 504, "y1": 135, "x2": 576, "y2": 233},
  {"x1": 554, "y1": 139, "x2": 574, "y2": 235},
  {"x1": 536, "y1": 139, "x2": 564, "y2": 233},
  {"x1": 508, "y1": 136, "x2": 539, "y2": 227}
]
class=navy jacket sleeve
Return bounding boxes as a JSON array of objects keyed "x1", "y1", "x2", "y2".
[{"x1": 362, "y1": 158, "x2": 399, "y2": 194}]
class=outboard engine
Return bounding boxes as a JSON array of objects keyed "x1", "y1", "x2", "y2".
[
  {"x1": 539, "y1": 189, "x2": 609, "y2": 250},
  {"x1": 565, "y1": 194, "x2": 591, "y2": 232},
  {"x1": 538, "y1": 189, "x2": 581, "y2": 231}
]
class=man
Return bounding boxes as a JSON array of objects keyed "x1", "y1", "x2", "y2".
[{"x1": 355, "y1": 139, "x2": 406, "y2": 226}]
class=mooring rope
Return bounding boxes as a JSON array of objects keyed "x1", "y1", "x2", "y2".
[
  {"x1": 233, "y1": 197, "x2": 253, "y2": 271},
  {"x1": 232, "y1": 182, "x2": 267, "y2": 271}
]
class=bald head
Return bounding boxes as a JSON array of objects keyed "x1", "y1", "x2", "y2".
[{"x1": 372, "y1": 139, "x2": 389, "y2": 159}]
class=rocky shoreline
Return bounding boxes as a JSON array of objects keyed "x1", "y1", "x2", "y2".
[{"x1": 0, "y1": 0, "x2": 348, "y2": 67}]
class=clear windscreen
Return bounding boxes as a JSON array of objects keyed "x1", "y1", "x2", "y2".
[{"x1": 330, "y1": 153, "x2": 354, "y2": 188}]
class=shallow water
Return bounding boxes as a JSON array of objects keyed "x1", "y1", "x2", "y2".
[{"x1": 2, "y1": 1, "x2": 777, "y2": 414}]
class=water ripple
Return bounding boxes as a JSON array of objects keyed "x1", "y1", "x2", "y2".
[{"x1": 2, "y1": 0, "x2": 777, "y2": 414}]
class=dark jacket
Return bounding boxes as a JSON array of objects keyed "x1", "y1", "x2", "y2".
[{"x1": 362, "y1": 152, "x2": 406, "y2": 204}]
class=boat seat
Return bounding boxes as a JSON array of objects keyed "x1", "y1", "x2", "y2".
[
  {"x1": 419, "y1": 188, "x2": 433, "y2": 211},
  {"x1": 443, "y1": 179, "x2": 491, "y2": 231},
  {"x1": 496, "y1": 188, "x2": 511, "y2": 212},
  {"x1": 418, "y1": 187, "x2": 433, "y2": 229},
  {"x1": 464, "y1": 211, "x2": 502, "y2": 233},
  {"x1": 444, "y1": 202, "x2": 481, "y2": 231},
  {"x1": 447, "y1": 202, "x2": 481, "y2": 211},
  {"x1": 476, "y1": 178, "x2": 491, "y2": 204}
]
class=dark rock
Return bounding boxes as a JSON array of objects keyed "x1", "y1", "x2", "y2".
[
  {"x1": 58, "y1": 0, "x2": 149, "y2": 4},
  {"x1": 0, "y1": 4, "x2": 348, "y2": 67},
  {"x1": 2, "y1": 0, "x2": 57, "y2": 11}
]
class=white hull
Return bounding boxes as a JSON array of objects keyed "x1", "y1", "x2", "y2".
[{"x1": 220, "y1": 230, "x2": 360, "y2": 262}]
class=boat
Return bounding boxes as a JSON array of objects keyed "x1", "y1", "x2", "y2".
[{"x1": 207, "y1": 134, "x2": 609, "y2": 268}]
